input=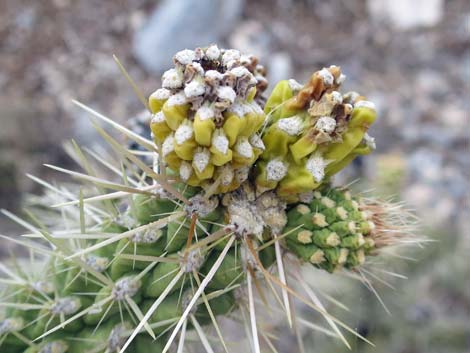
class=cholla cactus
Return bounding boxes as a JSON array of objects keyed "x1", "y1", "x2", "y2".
[{"x1": 0, "y1": 46, "x2": 421, "y2": 353}]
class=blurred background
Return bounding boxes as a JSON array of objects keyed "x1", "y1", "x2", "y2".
[{"x1": 0, "y1": 0, "x2": 468, "y2": 352}]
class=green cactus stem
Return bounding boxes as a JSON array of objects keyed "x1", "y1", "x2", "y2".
[{"x1": 0, "y1": 46, "x2": 421, "y2": 353}]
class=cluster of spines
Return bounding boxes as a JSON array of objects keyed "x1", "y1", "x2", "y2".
[
  {"x1": 0, "y1": 183, "x2": 280, "y2": 353},
  {"x1": 1, "y1": 182, "x2": 389, "y2": 352},
  {"x1": 0, "y1": 177, "x2": 411, "y2": 353}
]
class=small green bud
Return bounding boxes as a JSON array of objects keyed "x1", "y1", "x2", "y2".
[
  {"x1": 341, "y1": 233, "x2": 365, "y2": 249},
  {"x1": 312, "y1": 229, "x2": 340, "y2": 248}
]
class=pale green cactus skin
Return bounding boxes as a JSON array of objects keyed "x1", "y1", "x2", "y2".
[
  {"x1": 0, "y1": 47, "x2": 414, "y2": 353},
  {"x1": 0, "y1": 184, "x2": 395, "y2": 353},
  {"x1": 0, "y1": 195, "x2": 231, "y2": 352},
  {"x1": 0, "y1": 187, "x2": 277, "y2": 353},
  {"x1": 285, "y1": 187, "x2": 377, "y2": 273}
]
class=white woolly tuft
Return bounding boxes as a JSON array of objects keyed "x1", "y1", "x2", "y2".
[
  {"x1": 166, "y1": 92, "x2": 187, "y2": 107},
  {"x1": 235, "y1": 166, "x2": 250, "y2": 183},
  {"x1": 85, "y1": 255, "x2": 109, "y2": 272},
  {"x1": 219, "y1": 165, "x2": 234, "y2": 185},
  {"x1": 205, "y1": 44, "x2": 221, "y2": 61},
  {"x1": 288, "y1": 79, "x2": 303, "y2": 91},
  {"x1": 315, "y1": 116, "x2": 337, "y2": 133},
  {"x1": 193, "y1": 149, "x2": 210, "y2": 172},
  {"x1": 212, "y1": 132, "x2": 229, "y2": 154},
  {"x1": 235, "y1": 137, "x2": 254, "y2": 159},
  {"x1": 330, "y1": 91, "x2": 343, "y2": 104},
  {"x1": 179, "y1": 162, "x2": 192, "y2": 181},
  {"x1": 162, "y1": 68, "x2": 183, "y2": 89},
  {"x1": 112, "y1": 277, "x2": 141, "y2": 301},
  {"x1": 205, "y1": 70, "x2": 224, "y2": 81},
  {"x1": 185, "y1": 194, "x2": 218, "y2": 217},
  {"x1": 336, "y1": 73, "x2": 346, "y2": 84},
  {"x1": 197, "y1": 105, "x2": 215, "y2": 121},
  {"x1": 179, "y1": 250, "x2": 204, "y2": 273},
  {"x1": 228, "y1": 101, "x2": 249, "y2": 117},
  {"x1": 50, "y1": 297, "x2": 81, "y2": 315},
  {"x1": 355, "y1": 100, "x2": 376, "y2": 111},
  {"x1": 0, "y1": 318, "x2": 24, "y2": 334},
  {"x1": 249, "y1": 134, "x2": 265, "y2": 150},
  {"x1": 174, "y1": 49, "x2": 196, "y2": 65},
  {"x1": 306, "y1": 153, "x2": 328, "y2": 182},
  {"x1": 217, "y1": 86, "x2": 236, "y2": 103},
  {"x1": 108, "y1": 323, "x2": 132, "y2": 352},
  {"x1": 248, "y1": 100, "x2": 263, "y2": 115},
  {"x1": 230, "y1": 66, "x2": 251, "y2": 78},
  {"x1": 151, "y1": 111, "x2": 166, "y2": 124},
  {"x1": 222, "y1": 49, "x2": 241, "y2": 66},
  {"x1": 162, "y1": 134, "x2": 175, "y2": 156},
  {"x1": 175, "y1": 123, "x2": 194, "y2": 145},
  {"x1": 150, "y1": 88, "x2": 171, "y2": 100},
  {"x1": 277, "y1": 116, "x2": 303, "y2": 136},
  {"x1": 318, "y1": 68, "x2": 334, "y2": 85},
  {"x1": 363, "y1": 133, "x2": 377, "y2": 150},
  {"x1": 266, "y1": 159, "x2": 288, "y2": 181},
  {"x1": 184, "y1": 80, "x2": 206, "y2": 98}
]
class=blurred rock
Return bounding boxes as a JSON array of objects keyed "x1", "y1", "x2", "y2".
[
  {"x1": 228, "y1": 19, "x2": 292, "y2": 89},
  {"x1": 0, "y1": 97, "x2": 72, "y2": 198},
  {"x1": 133, "y1": 0, "x2": 245, "y2": 73},
  {"x1": 408, "y1": 149, "x2": 443, "y2": 183},
  {"x1": 267, "y1": 52, "x2": 293, "y2": 88},
  {"x1": 15, "y1": 5, "x2": 37, "y2": 31},
  {"x1": 229, "y1": 20, "x2": 271, "y2": 58},
  {"x1": 367, "y1": 0, "x2": 444, "y2": 30},
  {"x1": 405, "y1": 148, "x2": 468, "y2": 225},
  {"x1": 0, "y1": 156, "x2": 19, "y2": 209}
]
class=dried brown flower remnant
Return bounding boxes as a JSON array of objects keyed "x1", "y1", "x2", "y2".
[{"x1": 287, "y1": 65, "x2": 343, "y2": 110}]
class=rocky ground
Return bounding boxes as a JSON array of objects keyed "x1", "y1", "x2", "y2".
[{"x1": 0, "y1": 0, "x2": 468, "y2": 352}]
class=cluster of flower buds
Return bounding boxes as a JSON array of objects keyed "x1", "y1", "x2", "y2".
[
  {"x1": 285, "y1": 187, "x2": 378, "y2": 272},
  {"x1": 255, "y1": 66, "x2": 377, "y2": 201},
  {"x1": 149, "y1": 45, "x2": 268, "y2": 193}
]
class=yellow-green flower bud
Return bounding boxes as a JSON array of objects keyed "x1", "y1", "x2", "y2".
[
  {"x1": 162, "y1": 93, "x2": 190, "y2": 131},
  {"x1": 192, "y1": 147, "x2": 214, "y2": 180},
  {"x1": 255, "y1": 158, "x2": 289, "y2": 193},
  {"x1": 149, "y1": 88, "x2": 171, "y2": 113},
  {"x1": 174, "y1": 119, "x2": 197, "y2": 160},
  {"x1": 194, "y1": 105, "x2": 216, "y2": 146},
  {"x1": 223, "y1": 110, "x2": 247, "y2": 147},
  {"x1": 150, "y1": 111, "x2": 172, "y2": 143},
  {"x1": 149, "y1": 46, "x2": 268, "y2": 194},
  {"x1": 264, "y1": 80, "x2": 299, "y2": 123},
  {"x1": 232, "y1": 136, "x2": 256, "y2": 167},
  {"x1": 255, "y1": 66, "x2": 378, "y2": 201},
  {"x1": 262, "y1": 115, "x2": 304, "y2": 160}
]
